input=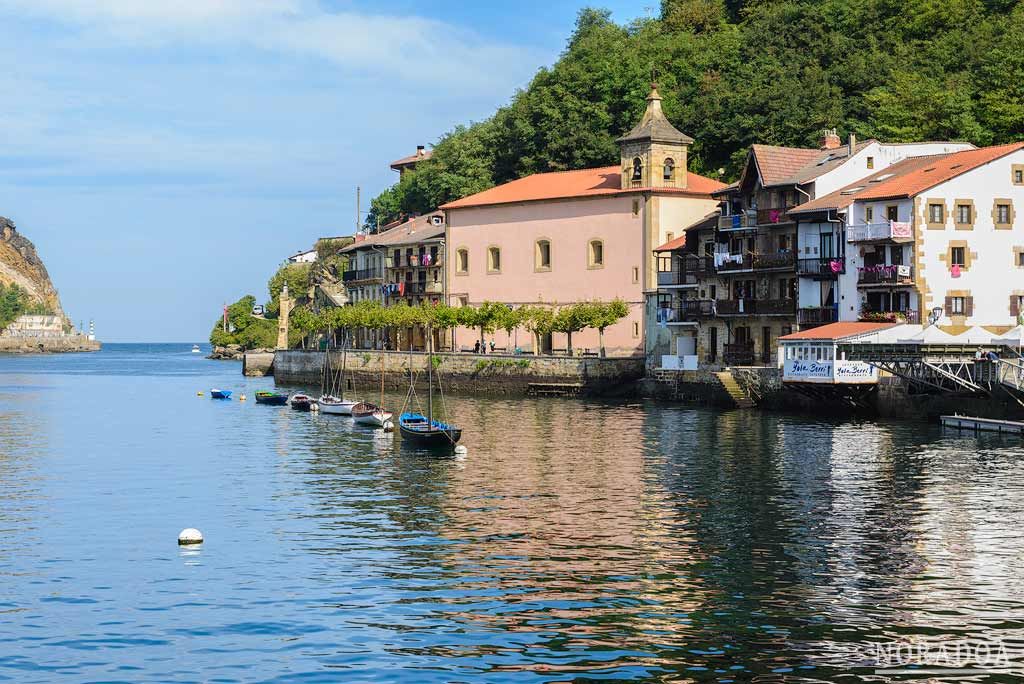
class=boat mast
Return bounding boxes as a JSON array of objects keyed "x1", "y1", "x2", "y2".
[
  {"x1": 340, "y1": 346, "x2": 347, "y2": 400},
  {"x1": 427, "y1": 325, "x2": 433, "y2": 431}
]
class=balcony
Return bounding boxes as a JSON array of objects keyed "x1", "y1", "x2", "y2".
[
  {"x1": 342, "y1": 268, "x2": 383, "y2": 283},
  {"x1": 847, "y1": 221, "x2": 914, "y2": 243},
  {"x1": 657, "y1": 256, "x2": 713, "y2": 286},
  {"x1": 797, "y1": 257, "x2": 845, "y2": 277},
  {"x1": 717, "y1": 251, "x2": 796, "y2": 274},
  {"x1": 716, "y1": 299, "x2": 795, "y2": 316},
  {"x1": 395, "y1": 281, "x2": 443, "y2": 296},
  {"x1": 756, "y1": 207, "x2": 795, "y2": 226},
  {"x1": 677, "y1": 299, "x2": 715, "y2": 321},
  {"x1": 859, "y1": 308, "x2": 920, "y2": 324},
  {"x1": 857, "y1": 264, "x2": 914, "y2": 286},
  {"x1": 717, "y1": 211, "x2": 758, "y2": 230},
  {"x1": 798, "y1": 307, "x2": 839, "y2": 326},
  {"x1": 401, "y1": 254, "x2": 443, "y2": 268},
  {"x1": 724, "y1": 341, "x2": 755, "y2": 366}
]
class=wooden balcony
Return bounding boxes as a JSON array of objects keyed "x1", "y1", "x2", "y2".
[
  {"x1": 717, "y1": 299, "x2": 796, "y2": 316},
  {"x1": 847, "y1": 221, "x2": 914, "y2": 243},
  {"x1": 724, "y1": 341, "x2": 755, "y2": 366},
  {"x1": 677, "y1": 299, "x2": 715, "y2": 321},
  {"x1": 798, "y1": 307, "x2": 839, "y2": 326},
  {"x1": 717, "y1": 212, "x2": 758, "y2": 230},
  {"x1": 657, "y1": 256, "x2": 713, "y2": 286},
  {"x1": 342, "y1": 268, "x2": 384, "y2": 282},
  {"x1": 756, "y1": 207, "x2": 795, "y2": 225}
]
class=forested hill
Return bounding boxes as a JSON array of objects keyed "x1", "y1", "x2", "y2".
[{"x1": 367, "y1": 0, "x2": 1024, "y2": 228}]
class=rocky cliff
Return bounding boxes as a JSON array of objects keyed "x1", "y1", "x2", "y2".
[{"x1": 0, "y1": 217, "x2": 64, "y2": 316}]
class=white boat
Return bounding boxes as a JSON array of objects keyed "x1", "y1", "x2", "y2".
[
  {"x1": 191, "y1": 344, "x2": 201, "y2": 353},
  {"x1": 318, "y1": 395, "x2": 358, "y2": 415},
  {"x1": 351, "y1": 402, "x2": 393, "y2": 427}
]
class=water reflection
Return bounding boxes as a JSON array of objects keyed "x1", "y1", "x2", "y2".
[{"x1": 0, "y1": 346, "x2": 1023, "y2": 682}]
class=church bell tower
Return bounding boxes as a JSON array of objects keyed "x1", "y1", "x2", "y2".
[{"x1": 616, "y1": 84, "x2": 694, "y2": 190}]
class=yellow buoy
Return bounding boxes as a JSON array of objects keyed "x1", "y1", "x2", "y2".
[
  {"x1": 197, "y1": 391, "x2": 204, "y2": 396},
  {"x1": 239, "y1": 394, "x2": 247, "y2": 401}
]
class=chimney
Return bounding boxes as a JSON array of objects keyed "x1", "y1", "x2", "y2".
[
  {"x1": 820, "y1": 128, "x2": 841, "y2": 150},
  {"x1": 416, "y1": 145, "x2": 425, "y2": 157},
  {"x1": 848, "y1": 132, "x2": 857, "y2": 157}
]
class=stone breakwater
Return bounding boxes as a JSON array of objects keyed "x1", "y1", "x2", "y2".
[
  {"x1": 0, "y1": 335, "x2": 100, "y2": 353},
  {"x1": 267, "y1": 349, "x2": 645, "y2": 397}
]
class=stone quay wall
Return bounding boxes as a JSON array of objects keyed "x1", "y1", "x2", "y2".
[
  {"x1": 270, "y1": 349, "x2": 645, "y2": 397},
  {"x1": 0, "y1": 335, "x2": 100, "y2": 353}
]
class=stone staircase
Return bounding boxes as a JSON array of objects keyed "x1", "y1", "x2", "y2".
[{"x1": 715, "y1": 370, "x2": 756, "y2": 408}]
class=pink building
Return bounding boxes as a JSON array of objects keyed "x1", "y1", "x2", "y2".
[{"x1": 441, "y1": 85, "x2": 724, "y2": 356}]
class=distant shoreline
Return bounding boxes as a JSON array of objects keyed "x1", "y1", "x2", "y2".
[{"x1": 0, "y1": 336, "x2": 101, "y2": 354}]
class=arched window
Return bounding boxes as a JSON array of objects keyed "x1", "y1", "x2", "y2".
[
  {"x1": 487, "y1": 246, "x2": 501, "y2": 273},
  {"x1": 663, "y1": 158, "x2": 675, "y2": 182},
  {"x1": 535, "y1": 239, "x2": 552, "y2": 271},
  {"x1": 456, "y1": 248, "x2": 469, "y2": 274},
  {"x1": 588, "y1": 239, "x2": 604, "y2": 268},
  {"x1": 632, "y1": 157, "x2": 643, "y2": 182}
]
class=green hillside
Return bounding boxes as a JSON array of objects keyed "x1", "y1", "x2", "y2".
[{"x1": 368, "y1": 0, "x2": 1024, "y2": 227}]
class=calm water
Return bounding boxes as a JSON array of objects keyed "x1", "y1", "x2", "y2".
[{"x1": 1, "y1": 344, "x2": 1023, "y2": 682}]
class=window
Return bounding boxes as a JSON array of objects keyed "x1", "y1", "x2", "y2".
[
  {"x1": 956, "y1": 203, "x2": 972, "y2": 225},
  {"x1": 1017, "y1": 170, "x2": 1024, "y2": 184},
  {"x1": 632, "y1": 266, "x2": 640, "y2": 284},
  {"x1": 1019, "y1": 251, "x2": 1024, "y2": 267},
  {"x1": 866, "y1": 156, "x2": 875, "y2": 169},
  {"x1": 865, "y1": 206, "x2": 874, "y2": 223},
  {"x1": 588, "y1": 239, "x2": 604, "y2": 268},
  {"x1": 632, "y1": 199, "x2": 640, "y2": 216},
  {"x1": 632, "y1": 157, "x2": 643, "y2": 182},
  {"x1": 887, "y1": 205, "x2": 899, "y2": 221},
  {"x1": 928, "y1": 203, "x2": 944, "y2": 224},
  {"x1": 1012, "y1": 295, "x2": 1024, "y2": 317},
  {"x1": 535, "y1": 240, "x2": 551, "y2": 270},
  {"x1": 487, "y1": 246, "x2": 501, "y2": 273},
  {"x1": 663, "y1": 158, "x2": 675, "y2": 182},
  {"x1": 997, "y1": 203, "x2": 1011, "y2": 224},
  {"x1": 950, "y1": 246, "x2": 966, "y2": 267},
  {"x1": 632, "y1": 321, "x2": 640, "y2": 338},
  {"x1": 458, "y1": 295, "x2": 468, "y2": 307},
  {"x1": 456, "y1": 248, "x2": 469, "y2": 274},
  {"x1": 949, "y1": 296, "x2": 966, "y2": 315}
]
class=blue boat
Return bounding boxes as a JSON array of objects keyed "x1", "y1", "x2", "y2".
[
  {"x1": 210, "y1": 389, "x2": 232, "y2": 399},
  {"x1": 398, "y1": 412, "x2": 462, "y2": 448}
]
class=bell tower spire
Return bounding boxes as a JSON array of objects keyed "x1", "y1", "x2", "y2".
[{"x1": 616, "y1": 83, "x2": 694, "y2": 190}]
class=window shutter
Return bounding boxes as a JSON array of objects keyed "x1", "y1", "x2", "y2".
[
  {"x1": 965, "y1": 297, "x2": 974, "y2": 317},
  {"x1": 1012, "y1": 296, "x2": 1021, "y2": 318},
  {"x1": 944, "y1": 296, "x2": 953, "y2": 316}
]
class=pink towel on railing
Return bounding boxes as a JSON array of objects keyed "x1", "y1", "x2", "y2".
[
  {"x1": 770, "y1": 209, "x2": 781, "y2": 223},
  {"x1": 829, "y1": 259, "x2": 842, "y2": 273},
  {"x1": 951, "y1": 264, "x2": 961, "y2": 278},
  {"x1": 890, "y1": 221, "x2": 912, "y2": 239}
]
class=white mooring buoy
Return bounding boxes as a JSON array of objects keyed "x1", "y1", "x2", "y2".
[{"x1": 178, "y1": 528, "x2": 203, "y2": 545}]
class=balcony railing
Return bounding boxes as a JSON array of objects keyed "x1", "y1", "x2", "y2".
[
  {"x1": 717, "y1": 212, "x2": 758, "y2": 230},
  {"x1": 859, "y1": 309, "x2": 920, "y2": 324},
  {"x1": 797, "y1": 257, "x2": 846, "y2": 276},
  {"x1": 657, "y1": 256, "x2": 713, "y2": 286},
  {"x1": 847, "y1": 221, "x2": 914, "y2": 243},
  {"x1": 716, "y1": 299, "x2": 796, "y2": 316},
  {"x1": 395, "y1": 281, "x2": 443, "y2": 296},
  {"x1": 857, "y1": 265, "x2": 914, "y2": 286},
  {"x1": 718, "y1": 251, "x2": 796, "y2": 273},
  {"x1": 401, "y1": 254, "x2": 443, "y2": 268},
  {"x1": 343, "y1": 268, "x2": 384, "y2": 282},
  {"x1": 724, "y1": 341, "x2": 755, "y2": 366},
  {"x1": 677, "y1": 299, "x2": 715, "y2": 320},
  {"x1": 798, "y1": 307, "x2": 839, "y2": 326},
  {"x1": 757, "y1": 207, "x2": 795, "y2": 225}
]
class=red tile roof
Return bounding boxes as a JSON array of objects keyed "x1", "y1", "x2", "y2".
[
  {"x1": 751, "y1": 144, "x2": 830, "y2": 186},
  {"x1": 654, "y1": 234, "x2": 687, "y2": 252},
  {"x1": 441, "y1": 166, "x2": 726, "y2": 210},
  {"x1": 779, "y1": 322, "x2": 898, "y2": 341},
  {"x1": 390, "y1": 149, "x2": 432, "y2": 170},
  {"x1": 791, "y1": 142, "x2": 1024, "y2": 213}
]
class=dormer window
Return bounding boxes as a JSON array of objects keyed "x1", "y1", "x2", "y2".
[
  {"x1": 663, "y1": 158, "x2": 675, "y2": 182},
  {"x1": 632, "y1": 157, "x2": 643, "y2": 182}
]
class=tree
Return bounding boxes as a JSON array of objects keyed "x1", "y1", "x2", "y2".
[
  {"x1": 552, "y1": 303, "x2": 591, "y2": 356},
  {"x1": 267, "y1": 263, "x2": 312, "y2": 314},
  {"x1": 209, "y1": 295, "x2": 276, "y2": 350},
  {"x1": 521, "y1": 306, "x2": 555, "y2": 355},
  {"x1": 582, "y1": 299, "x2": 630, "y2": 357}
]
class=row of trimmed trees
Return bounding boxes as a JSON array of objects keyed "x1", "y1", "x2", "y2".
[{"x1": 291, "y1": 299, "x2": 630, "y2": 357}]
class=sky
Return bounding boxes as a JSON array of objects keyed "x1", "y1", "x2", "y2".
[{"x1": 0, "y1": 0, "x2": 647, "y2": 342}]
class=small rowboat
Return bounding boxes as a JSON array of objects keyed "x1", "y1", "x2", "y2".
[
  {"x1": 290, "y1": 393, "x2": 315, "y2": 412},
  {"x1": 254, "y1": 390, "x2": 288, "y2": 406},
  {"x1": 210, "y1": 389, "x2": 232, "y2": 399},
  {"x1": 318, "y1": 395, "x2": 359, "y2": 416},
  {"x1": 351, "y1": 402, "x2": 392, "y2": 427},
  {"x1": 398, "y1": 412, "x2": 462, "y2": 449}
]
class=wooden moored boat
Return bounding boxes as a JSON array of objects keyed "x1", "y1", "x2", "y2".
[
  {"x1": 398, "y1": 325, "x2": 462, "y2": 450},
  {"x1": 318, "y1": 347, "x2": 360, "y2": 416},
  {"x1": 254, "y1": 390, "x2": 288, "y2": 406},
  {"x1": 210, "y1": 388, "x2": 232, "y2": 400},
  {"x1": 289, "y1": 393, "x2": 314, "y2": 412},
  {"x1": 351, "y1": 402, "x2": 392, "y2": 427}
]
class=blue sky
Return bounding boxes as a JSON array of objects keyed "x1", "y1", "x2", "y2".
[{"x1": 0, "y1": 0, "x2": 645, "y2": 342}]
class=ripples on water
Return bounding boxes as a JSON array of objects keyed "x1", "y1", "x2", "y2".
[{"x1": 0, "y1": 344, "x2": 1022, "y2": 682}]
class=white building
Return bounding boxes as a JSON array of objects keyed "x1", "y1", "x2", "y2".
[
  {"x1": 790, "y1": 142, "x2": 1024, "y2": 332},
  {"x1": 287, "y1": 248, "x2": 318, "y2": 264}
]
